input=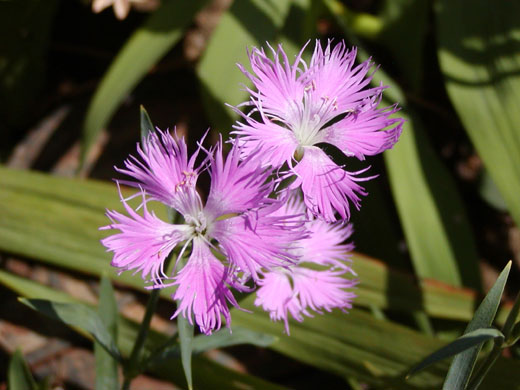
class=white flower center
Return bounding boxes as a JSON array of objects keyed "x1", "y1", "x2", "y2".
[
  {"x1": 289, "y1": 87, "x2": 338, "y2": 148},
  {"x1": 185, "y1": 211, "x2": 208, "y2": 236}
]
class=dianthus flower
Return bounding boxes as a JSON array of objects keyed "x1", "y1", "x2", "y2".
[
  {"x1": 101, "y1": 130, "x2": 306, "y2": 334},
  {"x1": 255, "y1": 196, "x2": 357, "y2": 333},
  {"x1": 233, "y1": 40, "x2": 403, "y2": 222}
]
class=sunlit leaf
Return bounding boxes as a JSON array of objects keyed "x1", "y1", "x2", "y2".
[{"x1": 177, "y1": 307, "x2": 194, "y2": 389}]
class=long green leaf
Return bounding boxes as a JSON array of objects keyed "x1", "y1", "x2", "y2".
[
  {"x1": 408, "y1": 328, "x2": 504, "y2": 378},
  {"x1": 0, "y1": 270, "x2": 289, "y2": 390},
  {"x1": 95, "y1": 276, "x2": 119, "y2": 390},
  {"x1": 443, "y1": 261, "x2": 511, "y2": 389},
  {"x1": 8, "y1": 349, "x2": 38, "y2": 390},
  {"x1": 19, "y1": 298, "x2": 122, "y2": 362},
  {"x1": 0, "y1": 165, "x2": 511, "y2": 324},
  {"x1": 436, "y1": 0, "x2": 520, "y2": 227},
  {"x1": 81, "y1": 0, "x2": 208, "y2": 164},
  {"x1": 177, "y1": 307, "x2": 194, "y2": 390}
]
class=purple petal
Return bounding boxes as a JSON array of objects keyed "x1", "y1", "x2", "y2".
[
  {"x1": 299, "y1": 218, "x2": 355, "y2": 269},
  {"x1": 321, "y1": 95, "x2": 404, "y2": 160},
  {"x1": 237, "y1": 43, "x2": 309, "y2": 121},
  {"x1": 211, "y1": 207, "x2": 306, "y2": 280},
  {"x1": 293, "y1": 267, "x2": 357, "y2": 314},
  {"x1": 171, "y1": 237, "x2": 241, "y2": 335},
  {"x1": 291, "y1": 146, "x2": 370, "y2": 222},
  {"x1": 232, "y1": 113, "x2": 299, "y2": 168},
  {"x1": 115, "y1": 129, "x2": 204, "y2": 213},
  {"x1": 100, "y1": 191, "x2": 191, "y2": 283},
  {"x1": 204, "y1": 140, "x2": 274, "y2": 218},
  {"x1": 255, "y1": 266, "x2": 357, "y2": 334},
  {"x1": 308, "y1": 40, "x2": 384, "y2": 111},
  {"x1": 254, "y1": 271, "x2": 304, "y2": 334}
]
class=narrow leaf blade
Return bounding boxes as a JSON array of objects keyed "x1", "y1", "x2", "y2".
[
  {"x1": 177, "y1": 314, "x2": 194, "y2": 390},
  {"x1": 408, "y1": 328, "x2": 504, "y2": 377},
  {"x1": 443, "y1": 261, "x2": 511, "y2": 389},
  {"x1": 95, "y1": 276, "x2": 119, "y2": 390}
]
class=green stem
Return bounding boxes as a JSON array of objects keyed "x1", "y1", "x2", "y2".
[{"x1": 122, "y1": 287, "x2": 162, "y2": 390}]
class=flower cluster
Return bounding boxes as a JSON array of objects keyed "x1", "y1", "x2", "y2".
[{"x1": 101, "y1": 40, "x2": 403, "y2": 335}]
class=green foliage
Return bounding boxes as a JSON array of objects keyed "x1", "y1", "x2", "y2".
[
  {"x1": 408, "y1": 328, "x2": 504, "y2": 379},
  {"x1": 95, "y1": 276, "x2": 120, "y2": 390},
  {"x1": 407, "y1": 262, "x2": 520, "y2": 389},
  {"x1": 140, "y1": 105, "x2": 155, "y2": 141},
  {"x1": 177, "y1": 314, "x2": 194, "y2": 390}
]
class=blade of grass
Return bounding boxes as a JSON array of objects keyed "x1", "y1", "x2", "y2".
[
  {"x1": 95, "y1": 275, "x2": 119, "y2": 390},
  {"x1": 443, "y1": 261, "x2": 511, "y2": 389},
  {"x1": 407, "y1": 328, "x2": 504, "y2": 378}
]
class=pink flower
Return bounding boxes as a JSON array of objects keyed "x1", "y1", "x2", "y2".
[
  {"x1": 233, "y1": 40, "x2": 403, "y2": 221},
  {"x1": 101, "y1": 131, "x2": 306, "y2": 334},
  {"x1": 254, "y1": 197, "x2": 357, "y2": 333}
]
